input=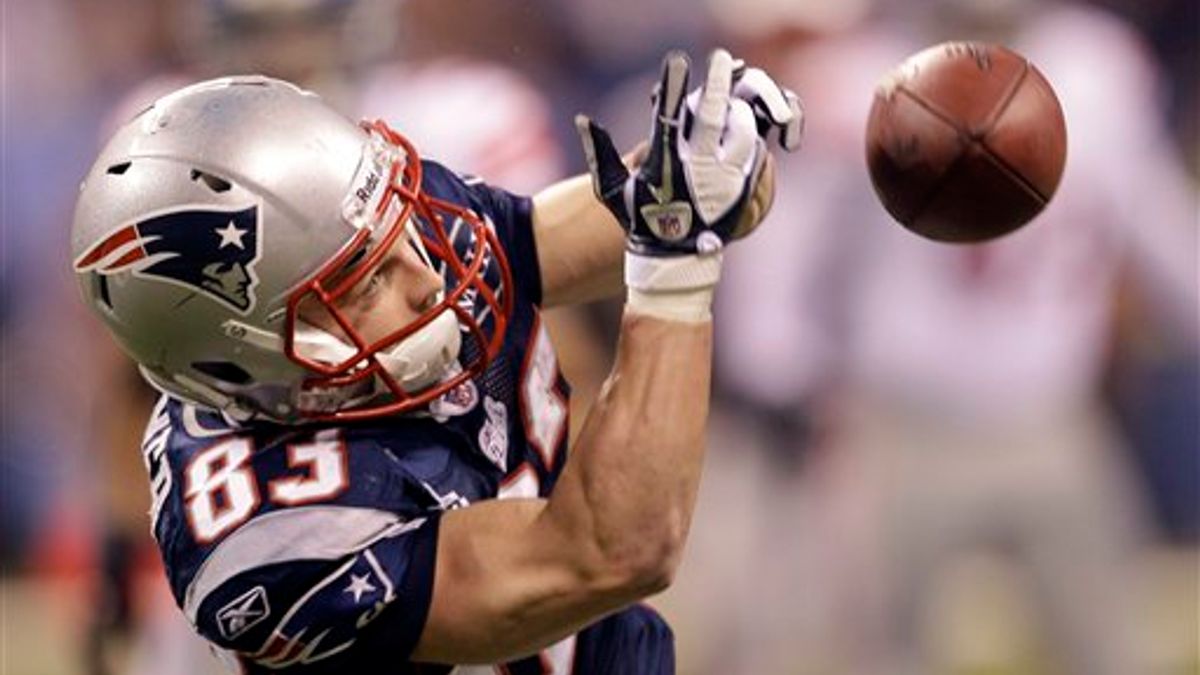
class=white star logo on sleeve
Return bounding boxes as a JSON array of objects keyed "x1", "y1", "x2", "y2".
[
  {"x1": 215, "y1": 220, "x2": 248, "y2": 249},
  {"x1": 343, "y1": 573, "x2": 378, "y2": 603}
]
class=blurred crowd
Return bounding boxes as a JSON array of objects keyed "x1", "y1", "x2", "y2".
[{"x1": 1, "y1": 0, "x2": 1196, "y2": 673}]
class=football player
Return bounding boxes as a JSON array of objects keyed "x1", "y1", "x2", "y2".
[{"x1": 70, "y1": 49, "x2": 800, "y2": 673}]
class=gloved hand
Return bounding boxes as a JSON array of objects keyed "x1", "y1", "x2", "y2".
[
  {"x1": 575, "y1": 48, "x2": 801, "y2": 321},
  {"x1": 576, "y1": 48, "x2": 802, "y2": 258}
]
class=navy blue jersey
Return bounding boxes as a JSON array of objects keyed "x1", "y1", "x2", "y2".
[{"x1": 139, "y1": 163, "x2": 674, "y2": 674}]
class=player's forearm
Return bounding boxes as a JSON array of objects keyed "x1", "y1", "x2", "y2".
[
  {"x1": 415, "y1": 314, "x2": 711, "y2": 664},
  {"x1": 546, "y1": 310, "x2": 712, "y2": 594}
]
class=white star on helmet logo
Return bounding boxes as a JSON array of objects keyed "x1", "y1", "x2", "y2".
[
  {"x1": 344, "y1": 573, "x2": 377, "y2": 603},
  {"x1": 215, "y1": 220, "x2": 248, "y2": 249}
]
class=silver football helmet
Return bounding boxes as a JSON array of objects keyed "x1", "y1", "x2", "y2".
[{"x1": 72, "y1": 76, "x2": 513, "y2": 422}]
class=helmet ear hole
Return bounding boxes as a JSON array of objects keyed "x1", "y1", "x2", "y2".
[
  {"x1": 94, "y1": 273, "x2": 114, "y2": 310},
  {"x1": 192, "y1": 361, "x2": 254, "y2": 385},
  {"x1": 106, "y1": 162, "x2": 132, "y2": 175}
]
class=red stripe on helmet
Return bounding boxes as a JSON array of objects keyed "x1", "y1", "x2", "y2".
[
  {"x1": 75, "y1": 225, "x2": 138, "y2": 270},
  {"x1": 101, "y1": 245, "x2": 147, "y2": 271}
]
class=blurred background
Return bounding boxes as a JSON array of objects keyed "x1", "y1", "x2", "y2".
[{"x1": 0, "y1": 0, "x2": 1196, "y2": 673}]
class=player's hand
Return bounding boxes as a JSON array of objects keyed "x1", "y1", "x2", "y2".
[{"x1": 576, "y1": 49, "x2": 802, "y2": 258}]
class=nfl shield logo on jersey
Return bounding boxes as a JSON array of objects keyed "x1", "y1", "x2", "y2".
[
  {"x1": 478, "y1": 396, "x2": 509, "y2": 470},
  {"x1": 216, "y1": 585, "x2": 271, "y2": 640},
  {"x1": 74, "y1": 205, "x2": 262, "y2": 313},
  {"x1": 429, "y1": 378, "x2": 480, "y2": 420}
]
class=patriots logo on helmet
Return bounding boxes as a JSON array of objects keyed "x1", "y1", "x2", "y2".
[{"x1": 75, "y1": 206, "x2": 262, "y2": 313}]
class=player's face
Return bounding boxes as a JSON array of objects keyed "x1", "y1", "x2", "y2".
[{"x1": 299, "y1": 225, "x2": 445, "y2": 344}]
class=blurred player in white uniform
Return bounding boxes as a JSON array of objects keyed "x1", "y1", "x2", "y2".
[{"x1": 709, "y1": 1, "x2": 1196, "y2": 673}]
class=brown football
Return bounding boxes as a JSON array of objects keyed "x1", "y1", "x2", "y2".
[{"x1": 865, "y1": 41, "x2": 1067, "y2": 243}]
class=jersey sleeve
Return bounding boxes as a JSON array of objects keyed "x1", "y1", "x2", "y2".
[
  {"x1": 192, "y1": 511, "x2": 442, "y2": 672},
  {"x1": 572, "y1": 604, "x2": 676, "y2": 674},
  {"x1": 421, "y1": 159, "x2": 544, "y2": 306}
]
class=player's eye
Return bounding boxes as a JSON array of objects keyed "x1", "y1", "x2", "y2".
[{"x1": 360, "y1": 264, "x2": 390, "y2": 298}]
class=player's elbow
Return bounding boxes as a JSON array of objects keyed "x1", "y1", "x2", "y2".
[
  {"x1": 628, "y1": 543, "x2": 682, "y2": 596},
  {"x1": 595, "y1": 520, "x2": 686, "y2": 598},
  {"x1": 591, "y1": 548, "x2": 676, "y2": 600}
]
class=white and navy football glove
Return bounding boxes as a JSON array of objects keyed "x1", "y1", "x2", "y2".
[
  {"x1": 575, "y1": 49, "x2": 801, "y2": 321},
  {"x1": 575, "y1": 48, "x2": 802, "y2": 259}
]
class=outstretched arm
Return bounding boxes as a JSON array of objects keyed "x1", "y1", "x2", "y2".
[
  {"x1": 415, "y1": 311, "x2": 710, "y2": 662},
  {"x1": 412, "y1": 49, "x2": 800, "y2": 665}
]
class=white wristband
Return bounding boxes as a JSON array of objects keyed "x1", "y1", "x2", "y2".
[
  {"x1": 624, "y1": 251, "x2": 723, "y2": 323},
  {"x1": 627, "y1": 286, "x2": 715, "y2": 322},
  {"x1": 624, "y1": 251, "x2": 722, "y2": 292}
]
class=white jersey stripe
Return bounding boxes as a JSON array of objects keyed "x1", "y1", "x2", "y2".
[{"x1": 184, "y1": 505, "x2": 418, "y2": 622}]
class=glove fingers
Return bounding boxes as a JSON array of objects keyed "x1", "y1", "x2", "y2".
[
  {"x1": 691, "y1": 48, "x2": 735, "y2": 154},
  {"x1": 779, "y1": 90, "x2": 805, "y2": 152},
  {"x1": 643, "y1": 52, "x2": 691, "y2": 195},
  {"x1": 652, "y1": 51, "x2": 691, "y2": 139},
  {"x1": 732, "y1": 68, "x2": 793, "y2": 125},
  {"x1": 722, "y1": 99, "x2": 760, "y2": 171},
  {"x1": 731, "y1": 57, "x2": 747, "y2": 81},
  {"x1": 574, "y1": 114, "x2": 631, "y2": 218},
  {"x1": 730, "y1": 67, "x2": 805, "y2": 152}
]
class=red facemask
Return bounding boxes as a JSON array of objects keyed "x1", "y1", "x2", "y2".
[{"x1": 283, "y1": 120, "x2": 514, "y2": 421}]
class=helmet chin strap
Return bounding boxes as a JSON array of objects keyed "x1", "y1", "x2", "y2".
[
  {"x1": 291, "y1": 216, "x2": 464, "y2": 400},
  {"x1": 140, "y1": 365, "x2": 260, "y2": 422},
  {"x1": 292, "y1": 305, "x2": 463, "y2": 396},
  {"x1": 219, "y1": 296, "x2": 463, "y2": 417},
  {"x1": 371, "y1": 310, "x2": 463, "y2": 392}
]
